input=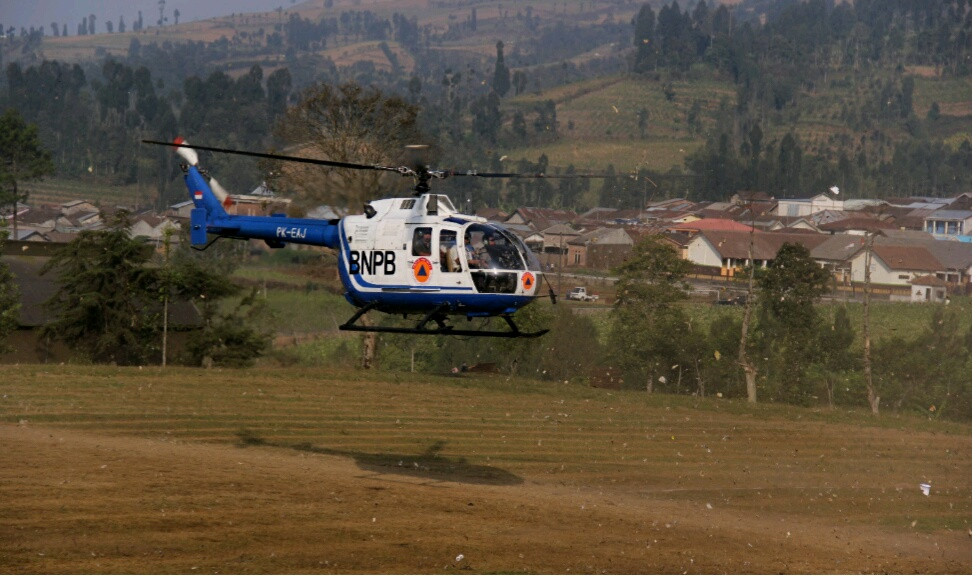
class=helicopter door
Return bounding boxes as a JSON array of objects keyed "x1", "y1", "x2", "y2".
[
  {"x1": 409, "y1": 226, "x2": 435, "y2": 286},
  {"x1": 439, "y1": 230, "x2": 461, "y2": 273}
]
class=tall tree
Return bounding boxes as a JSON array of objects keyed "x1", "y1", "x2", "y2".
[
  {"x1": 40, "y1": 211, "x2": 159, "y2": 365},
  {"x1": 755, "y1": 242, "x2": 831, "y2": 404},
  {"x1": 270, "y1": 82, "x2": 423, "y2": 210},
  {"x1": 492, "y1": 41, "x2": 511, "y2": 97},
  {"x1": 0, "y1": 109, "x2": 55, "y2": 238},
  {"x1": 271, "y1": 82, "x2": 422, "y2": 367},
  {"x1": 607, "y1": 235, "x2": 693, "y2": 390},
  {"x1": 0, "y1": 224, "x2": 20, "y2": 352},
  {"x1": 633, "y1": 3, "x2": 657, "y2": 73}
]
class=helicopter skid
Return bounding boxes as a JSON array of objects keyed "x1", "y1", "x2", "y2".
[{"x1": 339, "y1": 303, "x2": 548, "y2": 338}]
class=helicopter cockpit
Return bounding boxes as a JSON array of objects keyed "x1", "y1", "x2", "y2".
[{"x1": 462, "y1": 223, "x2": 540, "y2": 294}]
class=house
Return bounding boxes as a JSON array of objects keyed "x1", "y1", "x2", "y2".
[
  {"x1": 505, "y1": 207, "x2": 577, "y2": 231},
  {"x1": 817, "y1": 216, "x2": 898, "y2": 235},
  {"x1": 810, "y1": 235, "x2": 867, "y2": 284},
  {"x1": 850, "y1": 245, "x2": 946, "y2": 286},
  {"x1": 474, "y1": 206, "x2": 508, "y2": 222},
  {"x1": 1, "y1": 254, "x2": 202, "y2": 363},
  {"x1": 60, "y1": 199, "x2": 99, "y2": 216},
  {"x1": 776, "y1": 193, "x2": 844, "y2": 218},
  {"x1": 909, "y1": 275, "x2": 949, "y2": 303},
  {"x1": 167, "y1": 200, "x2": 195, "y2": 220},
  {"x1": 566, "y1": 227, "x2": 634, "y2": 270},
  {"x1": 921, "y1": 239, "x2": 972, "y2": 288},
  {"x1": 923, "y1": 209, "x2": 972, "y2": 239},
  {"x1": 223, "y1": 193, "x2": 291, "y2": 217},
  {"x1": 131, "y1": 214, "x2": 181, "y2": 241},
  {"x1": 686, "y1": 229, "x2": 830, "y2": 276},
  {"x1": 668, "y1": 218, "x2": 754, "y2": 238}
]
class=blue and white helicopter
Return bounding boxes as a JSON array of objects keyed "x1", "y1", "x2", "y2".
[{"x1": 146, "y1": 138, "x2": 591, "y2": 338}]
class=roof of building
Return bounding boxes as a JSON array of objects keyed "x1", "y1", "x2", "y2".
[
  {"x1": 870, "y1": 245, "x2": 945, "y2": 273},
  {"x1": 669, "y1": 218, "x2": 754, "y2": 232}
]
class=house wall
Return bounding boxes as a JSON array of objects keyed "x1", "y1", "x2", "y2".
[
  {"x1": 910, "y1": 285, "x2": 947, "y2": 303},
  {"x1": 850, "y1": 252, "x2": 914, "y2": 285},
  {"x1": 587, "y1": 244, "x2": 632, "y2": 270},
  {"x1": 686, "y1": 236, "x2": 723, "y2": 268},
  {"x1": 567, "y1": 244, "x2": 587, "y2": 267}
]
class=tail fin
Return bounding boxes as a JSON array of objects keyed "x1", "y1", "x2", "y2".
[
  {"x1": 174, "y1": 138, "x2": 231, "y2": 245},
  {"x1": 174, "y1": 138, "x2": 231, "y2": 216}
]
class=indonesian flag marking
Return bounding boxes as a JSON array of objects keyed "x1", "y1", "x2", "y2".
[{"x1": 194, "y1": 190, "x2": 203, "y2": 201}]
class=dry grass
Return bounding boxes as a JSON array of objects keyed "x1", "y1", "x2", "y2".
[{"x1": 0, "y1": 365, "x2": 970, "y2": 573}]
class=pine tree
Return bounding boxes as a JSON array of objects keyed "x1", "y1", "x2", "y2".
[
  {"x1": 633, "y1": 4, "x2": 657, "y2": 73},
  {"x1": 41, "y1": 211, "x2": 159, "y2": 365},
  {"x1": 492, "y1": 41, "x2": 510, "y2": 97}
]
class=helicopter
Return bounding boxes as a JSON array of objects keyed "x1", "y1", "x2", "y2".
[{"x1": 145, "y1": 138, "x2": 605, "y2": 338}]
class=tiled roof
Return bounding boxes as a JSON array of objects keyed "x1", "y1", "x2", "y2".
[{"x1": 871, "y1": 245, "x2": 945, "y2": 272}]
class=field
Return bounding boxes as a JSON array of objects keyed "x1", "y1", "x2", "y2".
[{"x1": 1, "y1": 365, "x2": 970, "y2": 574}]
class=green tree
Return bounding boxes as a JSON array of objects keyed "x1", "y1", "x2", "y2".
[
  {"x1": 755, "y1": 242, "x2": 831, "y2": 404},
  {"x1": 181, "y1": 287, "x2": 272, "y2": 368},
  {"x1": 471, "y1": 92, "x2": 502, "y2": 144},
  {"x1": 492, "y1": 40, "x2": 511, "y2": 97},
  {"x1": 607, "y1": 235, "x2": 692, "y2": 389},
  {"x1": 41, "y1": 212, "x2": 160, "y2": 365},
  {"x1": 270, "y1": 82, "x2": 423, "y2": 210},
  {"x1": 814, "y1": 306, "x2": 857, "y2": 407},
  {"x1": 0, "y1": 109, "x2": 55, "y2": 237},
  {"x1": 164, "y1": 239, "x2": 272, "y2": 368},
  {"x1": 633, "y1": 3, "x2": 657, "y2": 73},
  {"x1": 0, "y1": 223, "x2": 20, "y2": 352},
  {"x1": 875, "y1": 306, "x2": 971, "y2": 421}
]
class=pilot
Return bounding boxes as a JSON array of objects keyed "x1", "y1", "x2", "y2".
[
  {"x1": 464, "y1": 231, "x2": 483, "y2": 269},
  {"x1": 413, "y1": 229, "x2": 432, "y2": 256},
  {"x1": 481, "y1": 232, "x2": 502, "y2": 268}
]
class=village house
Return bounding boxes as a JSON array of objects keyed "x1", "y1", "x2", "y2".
[
  {"x1": 775, "y1": 193, "x2": 844, "y2": 218},
  {"x1": 924, "y1": 209, "x2": 972, "y2": 239},
  {"x1": 686, "y1": 229, "x2": 830, "y2": 276},
  {"x1": 909, "y1": 275, "x2": 949, "y2": 303},
  {"x1": 566, "y1": 227, "x2": 634, "y2": 269},
  {"x1": 850, "y1": 244, "x2": 946, "y2": 286}
]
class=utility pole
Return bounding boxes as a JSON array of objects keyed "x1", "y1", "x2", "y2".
[
  {"x1": 736, "y1": 198, "x2": 760, "y2": 404},
  {"x1": 861, "y1": 229, "x2": 881, "y2": 415}
]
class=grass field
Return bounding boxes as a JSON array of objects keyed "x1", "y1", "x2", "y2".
[{"x1": 1, "y1": 365, "x2": 970, "y2": 573}]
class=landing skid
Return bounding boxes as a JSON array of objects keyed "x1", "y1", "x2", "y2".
[{"x1": 339, "y1": 303, "x2": 548, "y2": 338}]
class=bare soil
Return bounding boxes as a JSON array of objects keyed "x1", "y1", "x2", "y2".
[{"x1": 0, "y1": 367, "x2": 970, "y2": 574}]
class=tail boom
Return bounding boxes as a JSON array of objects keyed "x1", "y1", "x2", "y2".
[{"x1": 184, "y1": 164, "x2": 340, "y2": 249}]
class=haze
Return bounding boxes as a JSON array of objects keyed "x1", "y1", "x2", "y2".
[{"x1": 1, "y1": 0, "x2": 291, "y2": 32}]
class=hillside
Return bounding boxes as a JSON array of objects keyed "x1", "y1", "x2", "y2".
[
  {"x1": 1, "y1": 0, "x2": 970, "y2": 208},
  {"x1": 0, "y1": 364, "x2": 970, "y2": 573}
]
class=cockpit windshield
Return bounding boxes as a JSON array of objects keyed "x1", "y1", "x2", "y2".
[{"x1": 463, "y1": 223, "x2": 539, "y2": 272}]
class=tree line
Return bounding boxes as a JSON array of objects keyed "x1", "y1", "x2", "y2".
[
  {"x1": 0, "y1": 212, "x2": 271, "y2": 367},
  {"x1": 355, "y1": 235, "x2": 970, "y2": 422}
]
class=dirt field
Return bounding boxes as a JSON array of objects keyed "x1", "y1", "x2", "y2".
[{"x1": 0, "y1": 365, "x2": 970, "y2": 574}]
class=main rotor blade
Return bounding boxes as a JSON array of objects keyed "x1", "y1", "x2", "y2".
[
  {"x1": 142, "y1": 139, "x2": 406, "y2": 174},
  {"x1": 449, "y1": 170, "x2": 626, "y2": 179},
  {"x1": 144, "y1": 139, "x2": 631, "y2": 180}
]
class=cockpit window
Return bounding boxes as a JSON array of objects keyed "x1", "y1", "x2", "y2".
[
  {"x1": 411, "y1": 227, "x2": 432, "y2": 256},
  {"x1": 463, "y1": 223, "x2": 539, "y2": 272}
]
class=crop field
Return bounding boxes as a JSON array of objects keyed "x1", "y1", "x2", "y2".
[{"x1": 0, "y1": 365, "x2": 970, "y2": 574}]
